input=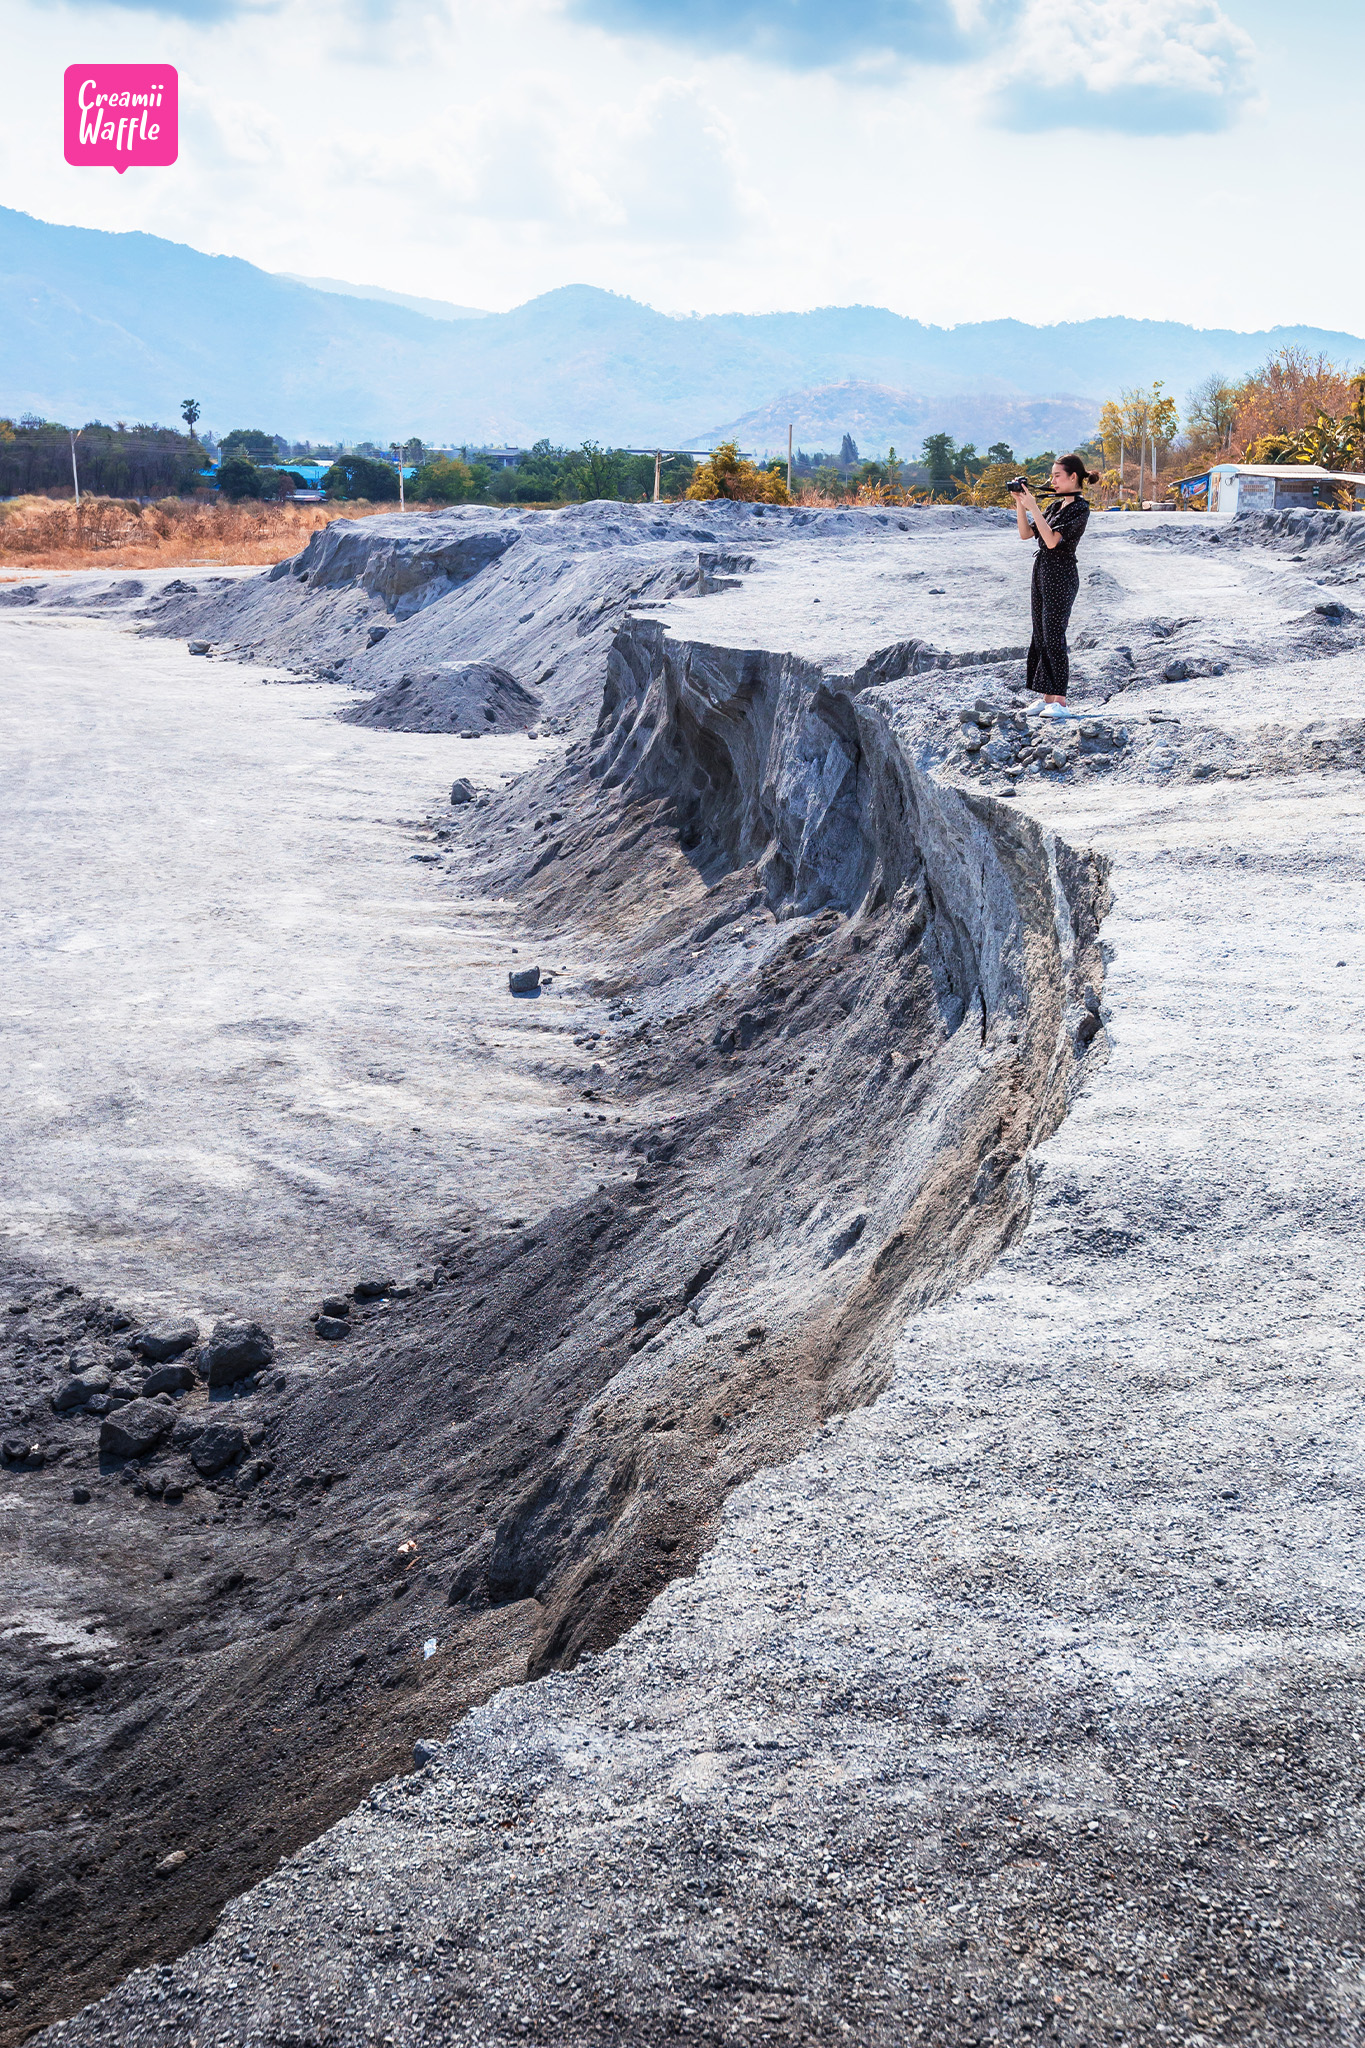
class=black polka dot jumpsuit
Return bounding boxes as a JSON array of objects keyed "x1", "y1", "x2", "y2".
[{"x1": 1026, "y1": 492, "x2": 1090, "y2": 699}]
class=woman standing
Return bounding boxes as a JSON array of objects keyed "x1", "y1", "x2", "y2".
[{"x1": 1014, "y1": 454, "x2": 1100, "y2": 713}]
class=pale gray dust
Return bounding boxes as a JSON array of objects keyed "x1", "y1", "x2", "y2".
[{"x1": 0, "y1": 608, "x2": 584, "y2": 1323}]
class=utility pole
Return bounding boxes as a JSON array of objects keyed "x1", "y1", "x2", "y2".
[
  {"x1": 787, "y1": 423, "x2": 793, "y2": 497},
  {"x1": 654, "y1": 451, "x2": 661, "y2": 503},
  {"x1": 390, "y1": 442, "x2": 405, "y2": 511},
  {"x1": 69, "y1": 427, "x2": 82, "y2": 506}
]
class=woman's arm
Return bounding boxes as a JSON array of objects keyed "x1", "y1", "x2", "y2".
[
  {"x1": 1015, "y1": 492, "x2": 1032, "y2": 540},
  {"x1": 1018, "y1": 486, "x2": 1063, "y2": 548}
]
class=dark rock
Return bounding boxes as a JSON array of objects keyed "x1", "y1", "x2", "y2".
[
  {"x1": 319, "y1": 1296, "x2": 351, "y2": 1319},
  {"x1": 132, "y1": 1323, "x2": 200, "y2": 1363},
  {"x1": 201, "y1": 1320, "x2": 275, "y2": 1386},
  {"x1": 413, "y1": 1738, "x2": 443, "y2": 1768},
  {"x1": 366, "y1": 625, "x2": 389, "y2": 646},
  {"x1": 99, "y1": 1399, "x2": 176, "y2": 1461},
  {"x1": 72, "y1": 1485, "x2": 91, "y2": 1504},
  {"x1": 353, "y1": 1277, "x2": 394, "y2": 1301},
  {"x1": 314, "y1": 1315, "x2": 351, "y2": 1341},
  {"x1": 163, "y1": 1482, "x2": 185, "y2": 1504},
  {"x1": 52, "y1": 1367, "x2": 113, "y2": 1411},
  {"x1": 509, "y1": 965, "x2": 541, "y2": 995},
  {"x1": 188, "y1": 640, "x2": 211, "y2": 655},
  {"x1": 140, "y1": 1362, "x2": 197, "y2": 1396},
  {"x1": 189, "y1": 1422, "x2": 247, "y2": 1476},
  {"x1": 450, "y1": 777, "x2": 476, "y2": 805}
]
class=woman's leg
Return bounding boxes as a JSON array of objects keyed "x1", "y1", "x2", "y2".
[
  {"x1": 1026, "y1": 562, "x2": 1050, "y2": 696},
  {"x1": 1036, "y1": 564, "x2": 1079, "y2": 706}
]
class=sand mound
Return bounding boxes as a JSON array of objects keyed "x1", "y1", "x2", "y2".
[{"x1": 339, "y1": 658, "x2": 539, "y2": 734}]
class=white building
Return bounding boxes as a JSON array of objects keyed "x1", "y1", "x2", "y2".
[{"x1": 1173, "y1": 462, "x2": 1365, "y2": 514}]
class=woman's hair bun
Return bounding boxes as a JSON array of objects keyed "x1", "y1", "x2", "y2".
[{"x1": 1087, "y1": 466, "x2": 1101, "y2": 485}]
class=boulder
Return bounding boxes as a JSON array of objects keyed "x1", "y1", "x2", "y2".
[
  {"x1": 140, "y1": 1361, "x2": 198, "y2": 1396},
  {"x1": 188, "y1": 1422, "x2": 247, "y2": 1476},
  {"x1": 133, "y1": 1323, "x2": 200, "y2": 1363},
  {"x1": 314, "y1": 1315, "x2": 350, "y2": 1341},
  {"x1": 508, "y1": 965, "x2": 541, "y2": 995},
  {"x1": 450, "y1": 778, "x2": 475, "y2": 806},
  {"x1": 99, "y1": 1400, "x2": 175, "y2": 1461},
  {"x1": 200, "y1": 1320, "x2": 274, "y2": 1386},
  {"x1": 52, "y1": 1367, "x2": 113, "y2": 1411},
  {"x1": 319, "y1": 1296, "x2": 351, "y2": 1319},
  {"x1": 353, "y1": 1276, "x2": 393, "y2": 1301}
]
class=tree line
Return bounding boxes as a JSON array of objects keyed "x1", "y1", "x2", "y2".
[
  {"x1": 0, "y1": 417, "x2": 203, "y2": 500},
  {"x1": 17, "y1": 350, "x2": 1360, "y2": 516},
  {"x1": 1095, "y1": 349, "x2": 1365, "y2": 506}
]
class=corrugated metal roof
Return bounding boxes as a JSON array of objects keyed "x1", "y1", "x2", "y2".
[{"x1": 1211, "y1": 464, "x2": 1365, "y2": 481}]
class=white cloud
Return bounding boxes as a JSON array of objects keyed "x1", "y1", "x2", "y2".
[{"x1": 991, "y1": 0, "x2": 1257, "y2": 133}]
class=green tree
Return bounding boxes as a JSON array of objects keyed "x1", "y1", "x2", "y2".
[
  {"x1": 574, "y1": 442, "x2": 622, "y2": 501},
  {"x1": 321, "y1": 455, "x2": 401, "y2": 501},
  {"x1": 216, "y1": 456, "x2": 263, "y2": 501},
  {"x1": 220, "y1": 427, "x2": 279, "y2": 463},
  {"x1": 921, "y1": 433, "x2": 959, "y2": 498},
  {"x1": 986, "y1": 440, "x2": 1015, "y2": 466},
  {"x1": 180, "y1": 399, "x2": 201, "y2": 442},
  {"x1": 411, "y1": 455, "x2": 476, "y2": 503}
]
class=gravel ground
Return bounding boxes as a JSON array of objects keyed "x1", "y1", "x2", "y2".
[
  {"x1": 35, "y1": 513, "x2": 1365, "y2": 2045},
  {"x1": 0, "y1": 590, "x2": 582, "y2": 1322}
]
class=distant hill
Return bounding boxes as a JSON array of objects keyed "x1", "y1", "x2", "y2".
[
  {"x1": 698, "y1": 380, "x2": 1101, "y2": 458},
  {"x1": 3, "y1": 206, "x2": 1364, "y2": 451},
  {"x1": 279, "y1": 274, "x2": 492, "y2": 322}
]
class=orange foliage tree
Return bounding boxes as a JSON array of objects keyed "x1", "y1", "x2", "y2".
[
  {"x1": 1233, "y1": 348, "x2": 1360, "y2": 456},
  {"x1": 685, "y1": 441, "x2": 791, "y2": 504}
]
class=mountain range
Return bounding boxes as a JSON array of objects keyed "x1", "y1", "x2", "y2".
[{"x1": 3, "y1": 205, "x2": 1364, "y2": 454}]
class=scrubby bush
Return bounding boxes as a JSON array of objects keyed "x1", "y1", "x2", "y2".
[{"x1": 0, "y1": 494, "x2": 387, "y2": 569}]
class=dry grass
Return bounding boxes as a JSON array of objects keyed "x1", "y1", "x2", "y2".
[{"x1": 0, "y1": 494, "x2": 396, "y2": 572}]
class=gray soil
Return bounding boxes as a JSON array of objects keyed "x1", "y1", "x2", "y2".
[{"x1": 4, "y1": 500, "x2": 1365, "y2": 2046}]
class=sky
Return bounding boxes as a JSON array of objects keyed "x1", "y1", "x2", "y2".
[{"x1": 2, "y1": 0, "x2": 1359, "y2": 333}]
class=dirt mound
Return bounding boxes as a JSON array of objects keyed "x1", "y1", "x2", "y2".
[{"x1": 338, "y1": 659, "x2": 539, "y2": 734}]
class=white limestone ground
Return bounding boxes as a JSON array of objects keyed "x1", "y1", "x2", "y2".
[
  {"x1": 0, "y1": 591, "x2": 615, "y2": 1326},
  {"x1": 40, "y1": 517, "x2": 1365, "y2": 2044}
]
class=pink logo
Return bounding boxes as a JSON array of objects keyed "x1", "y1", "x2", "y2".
[{"x1": 64, "y1": 65, "x2": 178, "y2": 175}]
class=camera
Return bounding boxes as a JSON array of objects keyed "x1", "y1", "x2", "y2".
[{"x1": 1006, "y1": 476, "x2": 1029, "y2": 494}]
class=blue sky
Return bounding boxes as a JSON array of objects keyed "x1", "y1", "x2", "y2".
[{"x1": 3, "y1": 0, "x2": 1359, "y2": 334}]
